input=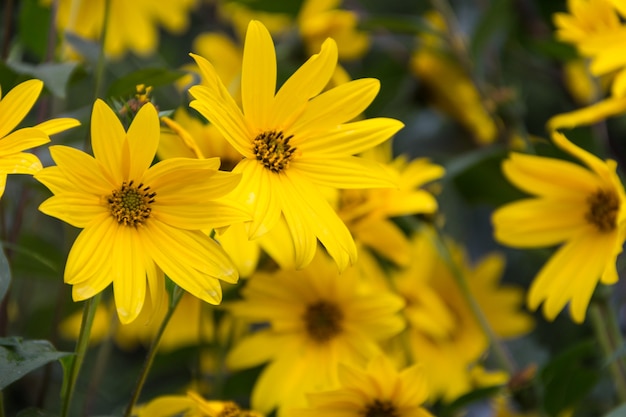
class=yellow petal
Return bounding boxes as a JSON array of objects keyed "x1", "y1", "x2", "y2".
[
  {"x1": 33, "y1": 118, "x2": 80, "y2": 136},
  {"x1": 0, "y1": 152, "x2": 43, "y2": 176},
  {"x1": 0, "y1": 128, "x2": 49, "y2": 156},
  {"x1": 547, "y1": 97, "x2": 626, "y2": 130},
  {"x1": 38, "y1": 193, "x2": 106, "y2": 228},
  {"x1": 292, "y1": 156, "x2": 396, "y2": 189},
  {"x1": 153, "y1": 200, "x2": 250, "y2": 230},
  {"x1": 48, "y1": 145, "x2": 112, "y2": 195},
  {"x1": 90, "y1": 99, "x2": 125, "y2": 184},
  {"x1": 126, "y1": 102, "x2": 159, "y2": 180},
  {"x1": 0, "y1": 79, "x2": 42, "y2": 139},
  {"x1": 112, "y1": 227, "x2": 147, "y2": 324}
]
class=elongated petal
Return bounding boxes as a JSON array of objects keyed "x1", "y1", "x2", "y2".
[
  {"x1": 153, "y1": 200, "x2": 250, "y2": 230},
  {"x1": 38, "y1": 192, "x2": 106, "y2": 228},
  {"x1": 353, "y1": 219, "x2": 411, "y2": 266},
  {"x1": 271, "y1": 38, "x2": 337, "y2": 128},
  {"x1": 547, "y1": 97, "x2": 626, "y2": 131},
  {"x1": 241, "y1": 20, "x2": 276, "y2": 129},
  {"x1": 0, "y1": 128, "x2": 49, "y2": 156},
  {"x1": 293, "y1": 156, "x2": 396, "y2": 189},
  {"x1": 91, "y1": 99, "x2": 125, "y2": 184},
  {"x1": 0, "y1": 152, "x2": 43, "y2": 176},
  {"x1": 257, "y1": 216, "x2": 297, "y2": 270},
  {"x1": 216, "y1": 222, "x2": 260, "y2": 277},
  {"x1": 0, "y1": 79, "x2": 42, "y2": 139},
  {"x1": 34, "y1": 118, "x2": 80, "y2": 136},
  {"x1": 552, "y1": 131, "x2": 613, "y2": 182},
  {"x1": 34, "y1": 166, "x2": 73, "y2": 194},
  {"x1": 49, "y1": 145, "x2": 112, "y2": 195},
  {"x1": 296, "y1": 118, "x2": 404, "y2": 156},
  {"x1": 226, "y1": 329, "x2": 287, "y2": 369},
  {"x1": 126, "y1": 103, "x2": 159, "y2": 180},
  {"x1": 112, "y1": 227, "x2": 147, "y2": 324}
]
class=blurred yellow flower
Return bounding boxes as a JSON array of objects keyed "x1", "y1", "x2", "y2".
[
  {"x1": 389, "y1": 227, "x2": 532, "y2": 401},
  {"x1": 226, "y1": 251, "x2": 405, "y2": 415},
  {"x1": 136, "y1": 390, "x2": 263, "y2": 417},
  {"x1": 45, "y1": 0, "x2": 197, "y2": 59},
  {"x1": 410, "y1": 12, "x2": 498, "y2": 145},
  {"x1": 35, "y1": 100, "x2": 249, "y2": 323},
  {"x1": 492, "y1": 132, "x2": 626, "y2": 323},
  {"x1": 293, "y1": 355, "x2": 433, "y2": 417},
  {"x1": 298, "y1": 0, "x2": 370, "y2": 61},
  {"x1": 0, "y1": 79, "x2": 79, "y2": 198},
  {"x1": 189, "y1": 20, "x2": 402, "y2": 270},
  {"x1": 218, "y1": 0, "x2": 292, "y2": 41}
]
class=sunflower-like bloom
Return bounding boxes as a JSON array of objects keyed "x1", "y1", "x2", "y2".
[
  {"x1": 294, "y1": 355, "x2": 433, "y2": 417},
  {"x1": 188, "y1": 20, "x2": 402, "y2": 271},
  {"x1": 35, "y1": 100, "x2": 250, "y2": 324},
  {"x1": 388, "y1": 228, "x2": 532, "y2": 401},
  {"x1": 226, "y1": 252, "x2": 405, "y2": 415},
  {"x1": 492, "y1": 132, "x2": 626, "y2": 323},
  {"x1": 136, "y1": 391, "x2": 263, "y2": 417},
  {"x1": 0, "y1": 79, "x2": 79, "y2": 198},
  {"x1": 44, "y1": 0, "x2": 197, "y2": 59}
]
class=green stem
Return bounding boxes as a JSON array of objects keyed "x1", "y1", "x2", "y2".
[
  {"x1": 430, "y1": 227, "x2": 517, "y2": 375},
  {"x1": 123, "y1": 286, "x2": 184, "y2": 417},
  {"x1": 589, "y1": 299, "x2": 626, "y2": 402},
  {"x1": 60, "y1": 293, "x2": 101, "y2": 417}
]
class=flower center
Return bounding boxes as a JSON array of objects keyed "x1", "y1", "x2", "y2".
[
  {"x1": 303, "y1": 300, "x2": 343, "y2": 343},
  {"x1": 363, "y1": 400, "x2": 399, "y2": 417},
  {"x1": 253, "y1": 130, "x2": 296, "y2": 173},
  {"x1": 107, "y1": 180, "x2": 156, "y2": 227},
  {"x1": 585, "y1": 189, "x2": 619, "y2": 232}
]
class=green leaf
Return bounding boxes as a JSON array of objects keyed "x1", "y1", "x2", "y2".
[
  {"x1": 17, "y1": 0, "x2": 52, "y2": 61},
  {"x1": 106, "y1": 68, "x2": 187, "y2": 98},
  {"x1": 603, "y1": 403, "x2": 626, "y2": 417},
  {"x1": 0, "y1": 337, "x2": 72, "y2": 390},
  {"x1": 0, "y1": 247, "x2": 10, "y2": 303},
  {"x1": 6, "y1": 61, "x2": 78, "y2": 99},
  {"x1": 16, "y1": 408, "x2": 58, "y2": 417}
]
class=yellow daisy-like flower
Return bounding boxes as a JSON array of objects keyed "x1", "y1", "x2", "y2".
[
  {"x1": 226, "y1": 251, "x2": 405, "y2": 415},
  {"x1": 188, "y1": 20, "x2": 403, "y2": 271},
  {"x1": 294, "y1": 355, "x2": 433, "y2": 417},
  {"x1": 136, "y1": 390, "x2": 263, "y2": 417},
  {"x1": 0, "y1": 79, "x2": 79, "y2": 198},
  {"x1": 492, "y1": 132, "x2": 626, "y2": 323},
  {"x1": 45, "y1": 0, "x2": 197, "y2": 59},
  {"x1": 389, "y1": 227, "x2": 532, "y2": 401},
  {"x1": 35, "y1": 99, "x2": 250, "y2": 324}
]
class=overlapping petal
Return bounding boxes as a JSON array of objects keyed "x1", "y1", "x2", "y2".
[{"x1": 0, "y1": 79, "x2": 43, "y2": 139}]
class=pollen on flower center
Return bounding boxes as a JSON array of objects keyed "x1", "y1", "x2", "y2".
[
  {"x1": 107, "y1": 180, "x2": 156, "y2": 227},
  {"x1": 303, "y1": 300, "x2": 343, "y2": 343},
  {"x1": 363, "y1": 399, "x2": 399, "y2": 417},
  {"x1": 253, "y1": 130, "x2": 296, "y2": 173},
  {"x1": 585, "y1": 189, "x2": 619, "y2": 232}
]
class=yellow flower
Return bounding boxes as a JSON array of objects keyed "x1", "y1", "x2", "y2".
[
  {"x1": 136, "y1": 390, "x2": 263, "y2": 417},
  {"x1": 297, "y1": 0, "x2": 370, "y2": 61},
  {"x1": 188, "y1": 20, "x2": 402, "y2": 270},
  {"x1": 0, "y1": 79, "x2": 79, "y2": 198},
  {"x1": 337, "y1": 143, "x2": 445, "y2": 266},
  {"x1": 35, "y1": 100, "x2": 250, "y2": 323},
  {"x1": 45, "y1": 0, "x2": 197, "y2": 58},
  {"x1": 218, "y1": 1, "x2": 292, "y2": 41},
  {"x1": 492, "y1": 132, "x2": 626, "y2": 323},
  {"x1": 226, "y1": 251, "x2": 405, "y2": 415},
  {"x1": 390, "y1": 228, "x2": 532, "y2": 401},
  {"x1": 293, "y1": 355, "x2": 433, "y2": 417}
]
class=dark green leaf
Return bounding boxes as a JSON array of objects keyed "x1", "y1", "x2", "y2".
[
  {"x1": 17, "y1": 0, "x2": 52, "y2": 61},
  {"x1": 0, "y1": 247, "x2": 10, "y2": 303},
  {"x1": 0, "y1": 337, "x2": 72, "y2": 389},
  {"x1": 16, "y1": 408, "x2": 58, "y2": 417},
  {"x1": 6, "y1": 62, "x2": 78, "y2": 99},
  {"x1": 469, "y1": 0, "x2": 511, "y2": 62},
  {"x1": 106, "y1": 68, "x2": 187, "y2": 98}
]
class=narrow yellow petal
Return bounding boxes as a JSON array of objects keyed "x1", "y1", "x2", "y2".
[
  {"x1": 293, "y1": 156, "x2": 396, "y2": 189},
  {"x1": 49, "y1": 145, "x2": 112, "y2": 195},
  {"x1": 547, "y1": 97, "x2": 626, "y2": 130},
  {"x1": 112, "y1": 227, "x2": 147, "y2": 324},
  {"x1": 0, "y1": 128, "x2": 49, "y2": 156},
  {"x1": 257, "y1": 216, "x2": 297, "y2": 270},
  {"x1": 38, "y1": 193, "x2": 106, "y2": 228},
  {"x1": 0, "y1": 152, "x2": 43, "y2": 176},
  {"x1": 90, "y1": 99, "x2": 125, "y2": 184},
  {"x1": 33, "y1": 118, "x2": 80, "y2": 136},
  {"x1": 0, "y1": 79, "x2": 42, "y2": 139},
  {"x1": 353, "y1": 219, "x2": 411, "y2": 266},
  {"x1": 126, "y1": 102, "x2": 159, "y2": 180},
  {"x1": 551, "y1": 131, "x2": 613, "y2": 182},
  {"x1": 216, "y1": 222, "x2": 261, "y2": 277},
  {"x1": 153, "y1": 200, "x2": 250, "y2": 230}
]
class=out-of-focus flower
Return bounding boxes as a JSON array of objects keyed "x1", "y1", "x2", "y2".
[
  {"x1": 135, "y1": 390, "x2": 263, "y2": 417},
  {"x1": 218, "y1": 0, "x2": 292, "y2": 41},
  {"x1": 0, "y1": 79, "x2": 79, "y2": 198},
  {"x1": 410, "y1": 11, "x2": 498, "y2": 145},
  {"x1": 549, "y1": 0, "x2": 626, "y2": 129},
  {"x1": 297, "y1": 0, "x2": 370, "y2": 61},
  {"x1": 189, "y1": 20, "x2": 402, "y2": 270},
  {"x1": 389, "y1": 227, "x2": 532, "y2": 401},
  {"x1": 226, "y1": 251, "x2": 405, "y2": 415},
  {"x1": 35, "y1": 100, "x2": 249, "y2": 323},
  {"x1": 492, "y1": 132, "x2": 626, "y2": 323},
  {"x1": 337, "y1": 142, "x2": 444, "y2": 266},
  {"x1": 293, "y1": 355, "x2": 433, "y2": 417},
  {"x1": 43, "y1": 0, "x2": 197, "y2": 59}
]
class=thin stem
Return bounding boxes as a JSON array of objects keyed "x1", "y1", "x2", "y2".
[
  {"x1": 60, "y1": 293, "x2": 101, "y2": 417},
  {"x1": 430, "y1": 227, "x2": 517, "y2": 375},
  {"x1": 589, "y1": 299, "x2": 626, "y2": 402},
  {"x1": 123, "y1": 286, "x2": 184, "y2": 417}
]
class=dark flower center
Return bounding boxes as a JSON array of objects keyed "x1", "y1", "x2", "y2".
[
  {"x1": 363, "y1": 400, "x2": 399, "y2": 417},
  {"x1": 253, "y1": 130, "x2": 296, "y2": 173},
  {"x1": 107, "y1": 180, "x2": 155, "y2": 227},
  {"x1": 303, "y1": 300, "x2": 343, "y2": 343},
  {"x1": 585, "y1": 189, "x2": 619, "y2": 232}
]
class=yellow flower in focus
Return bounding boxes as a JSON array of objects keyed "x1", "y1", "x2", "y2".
[
  {"x1": 492, "y1": 132, "x2": 626, "y2": 323},
  {"x1": 293, "y1": 355, "x2": 433, "y2": 417},
  {"x1": 189, "y1": 20, "x2": 403, "y2": 270},
  {"x1": 226, "y1": 251, "x2": 406, "y2": 415},
  {"x1": 0, "y1": 79, "x2": 79, "y2": 198},
  {"x1": 136, "y1": 390, "x2": 263, "y2": 417},
  {"x1": 45, "y1": 0, "x2": 197, "y2": 59},
  {"x1": 338, "y1": 143, "x2": 445, "y2": 266},
  {"x1": 410, "y1": 12, "x2": 498, "y2": 145},
  {"x1": 390, "y1": 228, "x2": 532, "y2": 401},
  {"x1": 298, "y1": 0, "x2": 370, "y2": 61},
  {"x1": 35, "y1": 100, "x2": 250, "y2": 324}
]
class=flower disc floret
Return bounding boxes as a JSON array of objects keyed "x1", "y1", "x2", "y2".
[
  {"x1": 364, "y1": 400, "x2": 400, "y2": 417},
  {"x1": 253, "y1": 130, "x2": 295, "y2": 173},
  {"x1": 303, "y1": 300, "x2": 343, "y2": 343},
  {"x1": 107, "y1": 180, "x2": 156, "y2": 227},
  {"x1": 586, "y1": 189, "x2": 619, "y2": 232}
]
